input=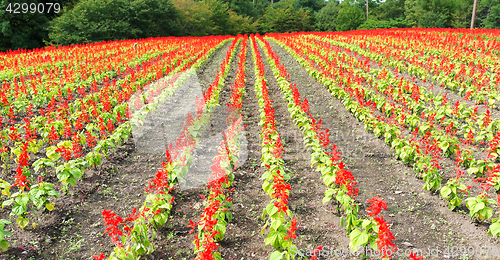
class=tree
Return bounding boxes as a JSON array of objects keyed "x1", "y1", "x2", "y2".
[
  {"x1": 220, "y1": 0, "x2": 256, "y2": 17},
  {"x1": 358, "y1": 18, "x2": 409, "y2": 29},
  {"x1": 482, "y1": 4, "x2": 500, "y2": 28},
  {"x1": 48, "y1": 0, "x2": 180, "y2": 46},
  {"x1": 172, "y1": 0, "x2": 214, "y2": 36},
  {"x1": 204, "y1": 0, "x2": 230, "y2": 35},
  {"x1": 404, "y1": 0, "x2": 458, "y2": 28},
  {"x1": 336, "y1": 0, "x2": 365, "y2": 31},
  {"x1": 419, "y1": 11, "x2": 448, "y2": 27},
  {"x1": 226, "y1": 10, "x2": 258, "y2": 35},
  {"x1": 0, "y1": 0, "x2": 70, "y2": 51},
  {"x1": 253, "y1": 0, "x2": 271, "y2": 17},
  {"x1": 293, "y1": 0, "x2": 325, "y2": 12},
  {"x1": 450, "y1": 0, "x2": 474, "y2": 28},
  {"x1": 470, "y1": 0, "x2": 478, "y2": 28},
  {"x1": 374, "y1": 0, "x2": 406, "y2": 20},
  {"x1": 315, "y1": 1, "x2": 340, "y2": 31},
  {"x1": 258, "y1": 0, "x2": 312, "y2": 33}
]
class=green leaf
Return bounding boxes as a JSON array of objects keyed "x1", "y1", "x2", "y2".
[
  {"x1": 349, "y1": 229, "x2": 369, "y2": 249},
  {"x1": 264, "y1": 230, "x2": 285, "y2": 248},
  {"x1": 270, "y1": 218, "x2": 282, "y2": 231},
  {"x1": 0, "y1": 230, "x2": 11, "y2": 240},
  {"x1": 488, "y1": 221, "x2": 500, "y2": 237},
  {"x1": 474, "y1": 202, "x2": 485, "y2": 213},
  {"x1": 440, "y1": 186, "x2": 451, "y2": 198},
  {"x1": 2, "y1": 199, "x2": 13, "y2": 207},
  {"x1": 269, "y1": 251, "x2": 284, "y2": 260},
  {"x1": 0, "y1": 239, "x2": 8, "y2": 251},
  {"x1": 46, "y1": 203, "x2": 54, "y2": 211},
  {"x1": 12, "y1": 204, "x2": 27, "y2": 216},
  {"x1": 67, "y1": 177, "x2": 77, "y2": 187},
  {"x1": 16, "y1": 217, "x2": 29, "y2": 229},
  {"x1": 213, "y1": 252, "x2": 223, "y2": 260},
  {"x1": 0, "y1": 220, "x2": 11, "y2": 225}
]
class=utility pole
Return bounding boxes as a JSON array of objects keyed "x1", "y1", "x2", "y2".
[
  {"x1": 366, "y1": 0, "x2": 369, "y2": 20},
  {"x1": 470, "y1": 0, "x2": 478, "y2": 29}
]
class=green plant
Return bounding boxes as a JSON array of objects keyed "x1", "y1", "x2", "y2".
[
  {"x1": 0, "y1": 219, "x2": 11, "y2": 251},
  {"x1": 440, "y1": 177, "x2": 468, "y2": 210},
  {"x1": 465, "y1": 193, "x2": 495, "y2": 222}
]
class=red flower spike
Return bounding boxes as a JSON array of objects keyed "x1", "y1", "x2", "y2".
[
  {"x1": 409, "y1": 251, "x2": 424, "y2": 260},
  {"x1": 92, "y1": 253, "x2": 106, "y2": 260},
  {"x1": 284, "y1": 218, "x2": 297, "y2": 241},
  {"x1": 366, "y1": 195, "x2": 387, "y2": 217}
]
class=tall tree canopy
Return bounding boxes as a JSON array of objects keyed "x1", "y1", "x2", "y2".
[
  {"x1": 48, "y1": 0, "x2": 180, "y2": 45},
  {"x1": 315, "y1": 0, "x2": 341, "y2": 31},
  {"x1": 258, "y1": 0, "x2": 312, "y2": 33},
  {"x1": 336, "y1": 0, "x2": 366, "y2": 31},
  {"x1": 0, "y1": 0, "x2": 70, "y2": 51}
]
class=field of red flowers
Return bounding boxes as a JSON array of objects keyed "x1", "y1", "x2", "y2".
[{"x1": 0, "y1": 29, "x2": 500, "y2": 260}]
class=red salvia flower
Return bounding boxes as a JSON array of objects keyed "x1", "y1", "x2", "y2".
[
  {"x1": 102, "y1": 209, "x2": 125, "y2": 247},
  {"x1": 374, "y1": 216, "x2": 396, "y2": 259},
  {"x1": 408, "y1": 251, "x2": 424, "y2": 260},
  {"x1": 86, "y1": 131, "x2": 97, "y2": 147},
  {"x1": 107, "y1": 118, "x2": 115, "y2": 132},
  {"x1": 284, "y1": 218, "x2": 297, "y2": 240},
  {"x1": 366, "y1": 195, "x2": 387, "y2": 217},
  {"x1": 335, "y1": 162, "x2": 358, "y2": 196},
  {"x1": 92, "y1": 253, "x2": 106, "y2": 260}
]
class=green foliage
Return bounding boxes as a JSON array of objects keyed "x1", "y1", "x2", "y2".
[
  {"x1": 205, "y1": 0, "x2": 230, "y2": 35},
  {"x1": 293, "y1": 0, "x2": 326, "y2": 12},
  {"x1": 402, "y1": 0, "x2": 496, "y2": 29},
  {"x1": 483, "y1": 4, "x2": 500, "y2": 29},
  {"x1": 358, "y1": 18, "x2": 409, "y2": 29},
  {"x1": 253, "y1": 0, "x2": 270, "y2": 17},
  {"x1": 476, "y1": 0, "x2": 497, "y2": 28},
  {"x1": 258, "y1": 0, "x2": 312, "y2": 33},
  {"x1": 220, "y1": 0, "x2": 256, "y2": 17},
  {"x1": 0, "y1": 0, "x2": 69, "y2": 51},
  {"x1": 451, "y1": 0, "x2": 473, "y2": 28},
  {"x1": 172, "y1": 0, "x2": 215, "y2": 36},
  {"x1": 336, "y1": 0, "x2": 365, "y2": 31},
  {"x1": 373, "y1": 0, "x2": 406, "y2": 20},
  {"x1": 226, "y1": 10, "x2": 258, "y2": 35},
  {"x1": 315, "y1": 1, "x2": 340, "y2": 31},
  {"x1": 419, "y1": 11, "x2": 448, "y2": 28},
  {"x1": 48, "y1": 0, "x2": 180, "y2": 46}
]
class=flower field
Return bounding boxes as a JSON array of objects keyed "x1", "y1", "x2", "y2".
[{"x1": 0, "y1": 29, "x2": 500, "y2": 260}]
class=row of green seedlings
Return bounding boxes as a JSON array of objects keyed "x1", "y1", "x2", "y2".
[
  {"x1": 92, "y1": 37, "x2": 242, "y2": 259},
  {"x1": 269, "y1": 34, "x2": 500, "y2": 239},
  {"x1": 259, "y1": 35, "x2": 397, "y2": 260}
]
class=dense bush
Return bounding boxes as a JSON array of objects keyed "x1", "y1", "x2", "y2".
[{"x1": 48, "y1": 0, "x2": 180, "y2": 45}]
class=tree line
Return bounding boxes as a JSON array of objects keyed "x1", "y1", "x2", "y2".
[{"x1": 1, "y1": 0, "x2": 499, "y2": 52}]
